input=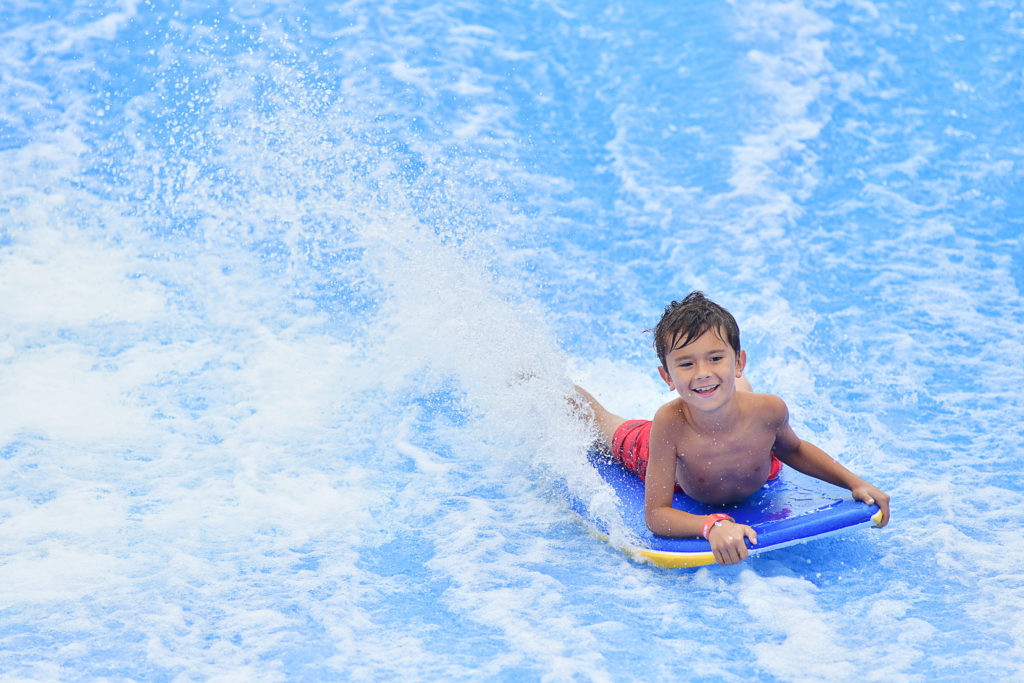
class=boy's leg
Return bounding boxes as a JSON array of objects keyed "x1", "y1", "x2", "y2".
[{"x1": 570, "y1": 385, "x2": 627, "y2": 450}]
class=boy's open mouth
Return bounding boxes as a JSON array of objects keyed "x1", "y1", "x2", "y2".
[{"x1": 692, "y1": 384, "x2": 719, "y2": 396}]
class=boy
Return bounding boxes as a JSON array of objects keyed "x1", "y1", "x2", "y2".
[{"x1": 574, "y1": 291, "x2": 890, "y2": 566}]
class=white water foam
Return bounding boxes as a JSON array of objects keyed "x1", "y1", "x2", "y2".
[{"x1": 2, "y1": 0, "x2": 1023, "y2": 679}]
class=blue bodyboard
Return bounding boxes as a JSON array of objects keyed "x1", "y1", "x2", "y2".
[{"x1": 565, "y1": 448, "x2": 882, "y2": 568}]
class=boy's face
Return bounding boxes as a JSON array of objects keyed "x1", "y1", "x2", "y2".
[{"x1": 657, "y1": 326, "x2": 746, "y2": 411}]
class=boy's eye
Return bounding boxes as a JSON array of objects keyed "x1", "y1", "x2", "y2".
[{"x1": 710, "y1": 355, "x2": 723, "y2": 362}]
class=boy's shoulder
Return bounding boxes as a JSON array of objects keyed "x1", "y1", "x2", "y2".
[
  {"x1": 653, "y1": 396, "x2": 685, "y2": 420},
  {"x1": 741, "y1": 391, "x2": 789, "y2": 426},
  {"x1": 651, "y1": 397, "x2": 689, "y2": 430}
]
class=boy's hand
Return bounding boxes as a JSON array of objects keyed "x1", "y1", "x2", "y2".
[
  {"x1": 851, "y1": 483, "x2": 891, "y2": 527},
  {"x1": 707, "y1": 521, "x2": 758, "y2": 565}
]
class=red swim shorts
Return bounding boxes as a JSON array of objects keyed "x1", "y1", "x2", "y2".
[
  {"x1": 611, "y1": 420, "x2": 653, "y2": 481},
  {"x1": 610, "y1": 419, "x2": 783, "y2": 482}
]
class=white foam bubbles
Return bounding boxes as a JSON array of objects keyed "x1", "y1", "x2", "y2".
[
  {"x1": 2, "y1": 0, "x2": 1022, "y2": 679},
  {"x1": 737, "y1": 570, "x2": 861, "y2": 679}
]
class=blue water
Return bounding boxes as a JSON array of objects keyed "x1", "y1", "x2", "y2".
[{"x1": 2, "y1": 0, "x2": 1022, "y2": 680}]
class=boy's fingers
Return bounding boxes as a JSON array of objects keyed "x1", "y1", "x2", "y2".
[
  {"x1": 714, "y1": 541, "x2": 741, "y2": 565},
  {"x1": 713, "y1": 525, "x2": 759, "y2": 564},
  {"x1": 876, "y1": 495, "x2": 891, "y2": 527},
  {"x1": 867, "y1": 494, "x2": 890, "y2": 527},
  {"x1": 877, "y1": 505, "x2": 891, "y2": 528},
  {"x1": 731, "y1": 534, "x2": 748, "y2": 562}
]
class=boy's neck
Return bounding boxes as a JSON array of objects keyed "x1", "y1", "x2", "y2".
[{"x1": 681, "y1": 391, "x2": 743, "y2": 435}]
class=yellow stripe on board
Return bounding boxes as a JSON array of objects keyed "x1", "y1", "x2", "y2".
[
  {"x1": 635, "y1": 548, "x2": 716, "y2": 569},
  {"x1": 582, "y1": 524, "x2": 715, "y2": 568}
]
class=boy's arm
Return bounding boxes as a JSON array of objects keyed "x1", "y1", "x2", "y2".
[
  {"x1": 644, "y1": 407, "x2": 758, "y2": 565},
  {"x1": 770, "y1": 397, "x2": 891, "y2": 527}
]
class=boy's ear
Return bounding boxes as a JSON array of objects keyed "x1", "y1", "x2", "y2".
[
  {"x1": 658, "y1": 365, "x2": 675, "y2": 391},
  {"x1": 736, "y1": 349, "x2": 747, "y2": 376}
]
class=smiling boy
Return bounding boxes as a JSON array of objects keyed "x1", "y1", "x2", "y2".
[{"x1": 574, "y1": 291, "x2": 890, "y2": 565}]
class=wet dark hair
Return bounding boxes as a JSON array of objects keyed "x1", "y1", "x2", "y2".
[{"x1": 653, "y1": 291, "x2": 741, "y2": 368}]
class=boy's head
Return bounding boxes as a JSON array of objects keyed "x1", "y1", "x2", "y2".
[{"x1": 653, "y1": 291, "x2": 741, "y2": 369}]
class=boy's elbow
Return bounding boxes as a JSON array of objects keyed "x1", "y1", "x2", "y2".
[
  {"x1": 644, "y1": 507, "x2": 666, "y2": 535},
  {"x1": 643, "y1": 507, "x2": 656, "y2": 532}
]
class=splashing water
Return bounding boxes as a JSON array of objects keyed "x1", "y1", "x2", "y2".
[{"x1": 2, "y1": 0, "x2": 1022, "y2": 680}]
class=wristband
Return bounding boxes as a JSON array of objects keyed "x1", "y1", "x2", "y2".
[{"x1": 702, "y1": 513, "x2": 735, "y2": 540}]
